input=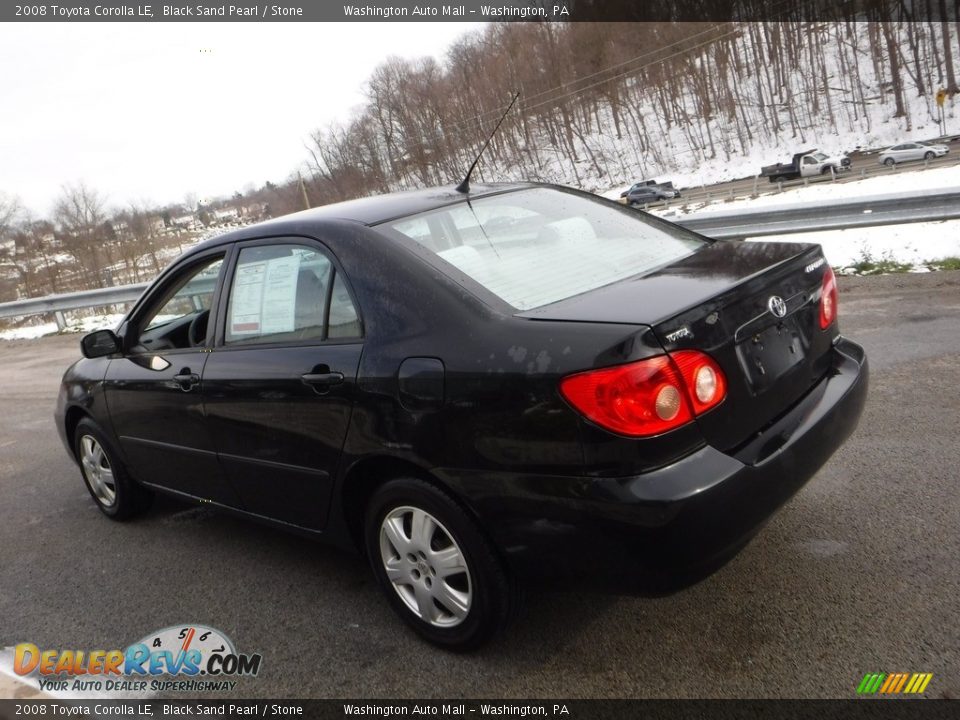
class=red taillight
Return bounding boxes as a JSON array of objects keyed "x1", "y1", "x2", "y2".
[
  {"x1": 670, "y1": 350, "x2": 728, "y2": 416},
  {"x1": 559, "y1": 351, "x2": 727, "y2": 438},
  {"x1": 820, "y1": 265, "x2": 838, "y2": 329}
]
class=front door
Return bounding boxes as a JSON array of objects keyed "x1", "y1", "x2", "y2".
[
  {"x1": 201, "y1": 240, "x2": 364, "y2": 530},
  {"x1": 104, "y1": 250, "x2": 242, "y2": 507}
]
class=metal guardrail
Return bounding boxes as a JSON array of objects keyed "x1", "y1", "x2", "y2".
[
  {"x1": 1, "y1": 189, "x2": 959, "y2": 330},
  {"x1": 0, "y1": 283, "x2": 150, "y2": 330},
  {"x1": 672, "y1": 189, "x2": 960, "y2": 240},
  {"x1": 0, "y1": 277, "x2": 218, "y2": 330}
]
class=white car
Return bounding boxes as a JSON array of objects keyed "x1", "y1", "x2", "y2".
[{"x1": 878, "y1": 142, "x2": 949, "y2": 165}]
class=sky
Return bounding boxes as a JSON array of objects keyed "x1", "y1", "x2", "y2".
[{"x1": 0, "y1": 22, "x2": 484, "y2": 216}]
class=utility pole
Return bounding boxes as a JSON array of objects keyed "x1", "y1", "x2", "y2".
[{"x1": 298, "y1": 172, "x2": 311, "y2": 210}]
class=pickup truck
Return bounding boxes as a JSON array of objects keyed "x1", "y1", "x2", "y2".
[{"x1": 760, "y1": 149, "x2": 851, "y2": 182}]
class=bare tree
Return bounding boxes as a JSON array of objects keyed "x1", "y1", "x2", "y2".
[
  {"x1": 0, "y1": 192, "x2": 19, "y2": 238},
  {"x1": 54, "y1": 182, "x2": 110, "y2": 288},
  {"x1": 0, "y1": 193, "x2": 23, "y2": 300},
  {"x1": 940, "y1": 0, "x2": 960, "y2": 94}
]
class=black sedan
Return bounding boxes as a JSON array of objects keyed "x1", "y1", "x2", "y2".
[{"x1": 55, "y1": 183, "x2": 868, "y2": 650}]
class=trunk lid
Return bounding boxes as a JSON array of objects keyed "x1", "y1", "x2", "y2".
[{"x1": 520, "y1": 240, "x2": 836, "y2": 451}]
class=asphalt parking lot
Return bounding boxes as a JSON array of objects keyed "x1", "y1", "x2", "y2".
[{"x1": 0, "y1": 271, "x2": 958, "y2": 699}]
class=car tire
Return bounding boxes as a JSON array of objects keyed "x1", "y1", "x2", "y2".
[
  {"x1": 364, "y1": 477, "x2": 515, "y2": 651},
  {"x1": 924, "y1": 151, "x2": 935, "y2": 160},
  {"x1": 820, "y1": 166, "x2": 833, "y2": 175},
  {"x1": 884, "y1": 157, "x2": 896, "y2": 166},
  {"x1": 74, "y1": 417, "x2": 152, "y2": 520}
]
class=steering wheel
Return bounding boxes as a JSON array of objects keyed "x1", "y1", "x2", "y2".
[{"x1": 188, "y1": 309, "x2": 210, "y2": 348}]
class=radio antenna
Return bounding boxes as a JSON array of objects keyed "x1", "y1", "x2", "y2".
[{"x1": 455, "y1": 91, "x2": 520, "y2": 194}]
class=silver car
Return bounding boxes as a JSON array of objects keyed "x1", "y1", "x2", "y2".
[{"x1": 878, "y1": 141, "x2": 949, "y2": 165}]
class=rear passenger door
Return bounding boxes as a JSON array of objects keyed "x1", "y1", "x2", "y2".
[{"x1": 201, "y1": 239, "x2": 364, "y2": 530}]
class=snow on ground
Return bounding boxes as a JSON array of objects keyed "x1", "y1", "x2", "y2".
[
  {"x1": 745, "y1": 220, "x2": 960, "y2": 272},
  {"x1": 645, "y1": 163, "x2": 960, "y2": 271},
  {"x1": 0, "y1": 313, "x2": 125, "y2": 341}
]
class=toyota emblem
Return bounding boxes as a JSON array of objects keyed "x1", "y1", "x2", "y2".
[{"x1": 767, "y1": 295, "x2": 787, "y2": 318}]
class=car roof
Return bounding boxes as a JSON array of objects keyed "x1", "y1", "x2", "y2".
[{"x1": 189, "y1": 182, "x2": 538, "y2": 253}]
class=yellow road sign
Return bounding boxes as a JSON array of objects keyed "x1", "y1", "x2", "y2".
[{"x1": 936, "y1": 88, "x2": 947, "y2": 107}]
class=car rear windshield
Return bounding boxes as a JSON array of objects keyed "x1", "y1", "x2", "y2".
[{"x1": 383, "y1": 188, "x2": 705, "y2": 310}]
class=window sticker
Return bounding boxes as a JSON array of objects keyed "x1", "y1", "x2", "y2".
[
  {"x1": 230, "y1": 255, "x2": 301, "y2": 336},
  {"x1": 260, "y1": 255, "x2": 299, "y2": 335},
  {"x1": 230, "y1": 263, "x2": 266, "y2": 335}
]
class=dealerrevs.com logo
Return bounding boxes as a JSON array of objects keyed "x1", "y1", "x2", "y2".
[{"x1": 14, "y1": 624, "x2": 262, "y2": 693}]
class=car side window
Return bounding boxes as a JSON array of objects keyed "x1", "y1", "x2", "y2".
[
  {"x1": 225, "y1": 243, "x2": 361, "y2": 345},
  {"x1": 328, "y1": 272, "x2": 361, "y2": 339},
  {"x1": 133, "y1": 256, "x2": 224, "y2": 352}
]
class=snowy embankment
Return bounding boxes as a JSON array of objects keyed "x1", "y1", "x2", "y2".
[
  {"x1": 1, "y1": 313, "x2": 126, "y2": 341},
  {"x1": 481, "y1": 22, "x2": 959, "y2": 198},
  {"x1": 748, "y1": 220, "x2": 960, "y2": 273},
  {"x1": 645, "y1": 164, "x2": 960, "y2": 272}
]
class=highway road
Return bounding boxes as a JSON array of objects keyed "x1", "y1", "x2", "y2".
[
  {"x1": 647, "y1": 137, "x2": 960, "y2": 209},
  {"x1": 1, "y1": 271, "x2": 958, "y2": 699}
]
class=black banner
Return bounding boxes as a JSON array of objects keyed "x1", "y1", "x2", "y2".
[
  {"x1": 2, "y1": 0, "x2": 958, "y2": 23},
  {"x1": 0, "y1": 700, "x2": 958, "y2": 720}
]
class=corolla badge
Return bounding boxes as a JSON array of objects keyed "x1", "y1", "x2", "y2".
[{"x1": 767, "y1": 295, "x2": 788, "y2": 318}]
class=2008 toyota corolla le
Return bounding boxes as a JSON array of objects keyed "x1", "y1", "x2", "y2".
[{"x1": 55, "y1": 183, "x2": 868, "y2": 650}]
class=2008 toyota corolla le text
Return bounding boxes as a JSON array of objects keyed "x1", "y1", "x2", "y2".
[{"x1": 55, "y1": 183, "x2": 867, "y2": 649}]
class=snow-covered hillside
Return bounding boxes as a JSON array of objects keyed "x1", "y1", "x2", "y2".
[{"x1": 425, "y1": 23, "x2": 960, "y2": 198}]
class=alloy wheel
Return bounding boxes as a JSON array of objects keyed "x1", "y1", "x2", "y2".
[
  {"x1": 79, "y1": 435, "x2": 117, "y2": 507},
  {"x1": 379, "y1": 506, "x2": 472, "y2": 627}
]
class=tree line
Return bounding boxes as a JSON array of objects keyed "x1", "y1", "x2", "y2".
[{"x1": 0, "y1": 182, "x2": 303, "y2": 305}]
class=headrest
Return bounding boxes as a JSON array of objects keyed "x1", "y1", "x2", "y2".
[{"x1": 537, "y1": 217, "x2": 596, "y2": 244}]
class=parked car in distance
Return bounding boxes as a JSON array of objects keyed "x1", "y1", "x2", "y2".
[
  {"x1": 878, "y1": 141, "x2": 949, "y2": 165},
  {"x1": 56, "y1": 182, "x2": 868, "y2": 650},
  {"x1": 760, "y1": 149, "x2": 851, "y2": 182},
  {"x1": 620, "y1": 179, "x2": 681, "y2": 200}
]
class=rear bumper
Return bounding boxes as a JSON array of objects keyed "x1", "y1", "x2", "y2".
[{"x1": 442, "y1": 337, "x2": 868, "y2": 592}]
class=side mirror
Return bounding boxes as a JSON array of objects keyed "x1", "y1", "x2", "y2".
[{"x1": 81, "y1": 329, "x2": 120, "y2": 359}]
